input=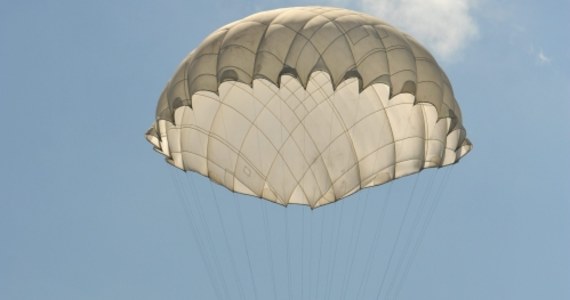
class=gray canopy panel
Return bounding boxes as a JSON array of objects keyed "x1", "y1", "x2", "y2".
[
  {"x1": 155, "y1": 7, "x2": 462, "y2": 127},
  {"x1": 147, "y1": 7, "x2": 472, "y2": 208}
]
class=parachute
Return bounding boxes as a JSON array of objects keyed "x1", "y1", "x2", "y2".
[{"x1": 146, "y1": 6, "x2": 472, "y2": 208}]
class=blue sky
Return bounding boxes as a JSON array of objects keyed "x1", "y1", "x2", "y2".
[{"x1": 1, "y1": 0, "x2": 569, "y2": 299}]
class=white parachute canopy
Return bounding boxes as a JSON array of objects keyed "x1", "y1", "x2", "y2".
[{"x1": 146, "y1": 6, "x2": 472, "y2": 208}]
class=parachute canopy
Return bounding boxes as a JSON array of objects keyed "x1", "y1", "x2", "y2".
[{"x1": 146, "y1": 6, "x2": 472, "y2": 208}]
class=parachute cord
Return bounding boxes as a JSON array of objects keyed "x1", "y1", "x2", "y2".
[
  {"x1": 339, "y1": 188, "x2": 372, "y2": 300},
  {"x1": 261, "y1": 204, "x2": 278, "y2": 300},
  {"x1": 314, "y1": 203, "x2": 327, "y2": 300},
  {"x1": 385, "y1": 170, "x2": 439, "y2": 299},
  {"x1": 355, "y1": 181, "x2": 393, "y2": 299},
  {"x1": 375, "y1": 174, "x2": 420, "y2": 300},
  {"x1": 185, "y1": 175, "x2": 234, "y2": 300},
  {"x1": 301, "y1": 207, "x2": 306, "y2": 300},
  {"x1": 284, "y1": 207, "x2": 293, "y2": 300},
  {"x1": 324, "y1": 199, "x2": 347, "y2": 300},
  {"x1": 169, "y1": 171, "x2": 223, "y2": 300},
  {"x1": 206, "y1": 181, "x2": 247, "y2": 300},
  {"x1": 183, "y1": 174, "x2": 230, "y2": 299},
  {"x1": 307, "y1": 210, "x2": 316, "y2": 299},
  {"x1": 232, "y1": 192, "x2": 260, "y2": 300},
  {"x1": 393, "y1": 166, "x2": 454, "y2": 299}
]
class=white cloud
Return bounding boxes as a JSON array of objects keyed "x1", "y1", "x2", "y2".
[{"x1": 358, "y1": 0, "x2": 479, "y2": 61}]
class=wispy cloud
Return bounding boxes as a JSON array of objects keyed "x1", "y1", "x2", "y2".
[
  {"x1": 537, "y1": 49, "x2": 551, "y2": 65},
  {"x1": 354, "y1": 0, "x2": 480, "y2": 61},
  {"x1": 529, "y1": 44, "x2": 552, "y2": 65}
]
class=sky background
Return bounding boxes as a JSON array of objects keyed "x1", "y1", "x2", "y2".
[{"x1": 1, "y1": 0, "x2": 569, "y2": 299}]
